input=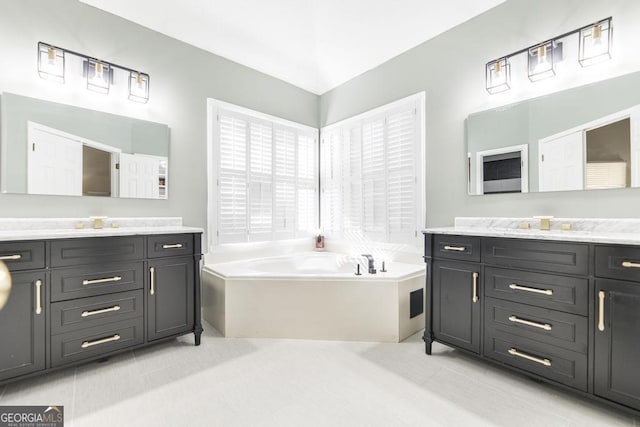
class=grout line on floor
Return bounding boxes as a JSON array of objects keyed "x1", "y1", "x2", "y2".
[
  {"x1": 70, "y1": 368, "x2": 77, "y2": 424},
  {"x1": 0, "y1": 385, "x2": 5, "y2": 401}
]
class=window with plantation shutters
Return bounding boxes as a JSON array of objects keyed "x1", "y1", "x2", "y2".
[
  {"x1": 210, "y1": 100, "x2": 318, "y2": 245},
  {"x1": 320, "y1": 93, "x2": 424, "y2": 245}
]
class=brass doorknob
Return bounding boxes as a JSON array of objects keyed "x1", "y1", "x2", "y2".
[{"x1": 0, "y1": 261, "x2": 11, "y2": 310}]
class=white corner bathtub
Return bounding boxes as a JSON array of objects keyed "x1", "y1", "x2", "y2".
[{"x1": 202, "y1": 252, "x2": 425, "y2": 342}]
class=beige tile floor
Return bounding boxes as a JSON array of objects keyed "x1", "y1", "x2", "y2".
[{"x1": 0, "y1": 323, "x2": 637, "y2": 426}]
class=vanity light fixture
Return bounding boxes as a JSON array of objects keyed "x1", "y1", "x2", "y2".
[
  {"x1": 486, "y1": 57, "x2": 511, "y2": 94},
  {"x1": 579, "y1": 18, "x2": 612, "y2": 67},
  {"x1": 37, "y1": 42, "x2": 65, "y2": 83},
  {"x1": 86, "y1": 59, "x2": 111, "y2": 94},
  {"x1": 528, "y1": 40, "x2": 561, "y2": 82},
  {"x1": 128, "y1": 71, "x2": 150, "y2": 103},
  {"x1": 485, "y1": 17, "x2": 612, "y2": 94},
  {"x1": 37, "y1": 42, "x2": 151, "y2": 103}
]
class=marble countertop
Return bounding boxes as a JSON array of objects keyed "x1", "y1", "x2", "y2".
[
  {"x1": 0, "y1": 217, "x2": 203, "y2": 241},
  {"x1": 423, "y1": 217, "x2": 640, "y2": 245}
]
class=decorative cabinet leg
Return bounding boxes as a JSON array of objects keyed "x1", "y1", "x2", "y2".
[
  {"x1": 423, "y1": 332, "x2": 433, "y2": 355},
  {"x1": 194, "y1": 326, "x2": 203, "y2": 346}
]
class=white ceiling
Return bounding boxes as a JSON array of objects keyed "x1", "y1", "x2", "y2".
[{"x1": 79, "y1": 0, "x2": 505, "y2": 95}]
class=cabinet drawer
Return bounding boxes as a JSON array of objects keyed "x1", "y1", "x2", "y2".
[
  {"x1": 0, "y1": 241, "x2": 45, "y2": 271},
  {"x1": 484, "y1": 267, "x2": 588, "y2": 315},
  {"x1": 50, "y1": 317, "x2": 143, "y2": 368},
  {"x1": 50, "y1": 236, "x2": 144, "y2": 267},
  {"x1": 485, "y1": 297, "x2": 588, "y2": 353},
  {"x1": 51, "y1": 290, "x2": 144, "y2": 335},
  {"x1": 50, "y1": 261, "x2": 144, "y2": 302},
  {"x1": 147, "y1": 234, "x2": 194, "y2": 258},
  {"x1": 485, "y1": 329, "x2": 587, "y2": 391},
  {"x1": 595, "y1": 245, "x2": 640, "y2": 282},
  {"x1": 433, "y1": 235, "x2": 481, "y2": 262},
  {"x1": 483, "y1": 238, "x2": 588, "y2": 275}
]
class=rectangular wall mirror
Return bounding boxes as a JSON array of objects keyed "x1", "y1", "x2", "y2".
[
  {"x1": 467, "y1": 71, "x2": 640, "y2": 195},
  {"x1": 0, "y1": 92, "x2": 170, "y2": 199}
]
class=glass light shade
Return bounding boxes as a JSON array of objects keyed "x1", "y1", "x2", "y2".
[
  {"x1": 37, "y1": 43, "x2": 65, "y2": 83},
  {"x1": 486, "y1": 58, "x2": 511, "y2": 94},
  {"x1": 87, "y1": 59, "x2": 111, "y2": 94},
  {"x1": 528, "y1": 41, "x2": 556, "y2": 82},
  {"x1": 579, "y1": 18, "x2": 612, "y2": 67},
  {"x1": 128, "y1": 72, "x2": 150, "y2": 103}
]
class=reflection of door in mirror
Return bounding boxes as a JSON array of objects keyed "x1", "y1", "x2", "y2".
[
  {"x1": 538, "y1": 105, "x2": 640, "y2": 192},
  {"x1": 27, "y1": 122, "x2": 121, "y2": 197},
  {"x1": 119, "y1": 153, "x2": 168, "y2": 199}
]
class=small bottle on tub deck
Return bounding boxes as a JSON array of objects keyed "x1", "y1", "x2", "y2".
[{"x1": 314, "y1": 234, "x2": 325, "y2": 250}]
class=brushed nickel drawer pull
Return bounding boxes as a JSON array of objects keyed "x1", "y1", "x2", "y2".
[
  {"x1": 508, "y1": 348, "x2": 551, "y2": 367},
  {"x1": 35, "y1": 279, "x2": 42, "y2": 315},
  {"x1": 509, "y1": 283, "x2": 553, "y2": 296},
  {"x1": 472, "y1": 272, "x2": 479, "y2": 303},
  {"x1": 81, "y1": 305, "x2": 121, "y2": 318},
  {"x1": 0, "y1": 254, "x2": 21, "y2": 261},
  {"x1": 162, "y1": 244, "x2": 183, "y2": 249},
  {"x1": 598, "y1": 291, "x2": 605, "y2": 332},
  {"x1": 443, "y1": 245, "x2": 465, "y2": 252},
  {"x1": 150, "y1": 267, "x2": 155, "y2": 295},
  {"x1": 508, "y1": 315, "x2": 552, "y2": 331},
  {"x1": 621, "y1": 261, "x2": 640, "y2": 268},
  {"x1": 81, "y1": 334, "x2": 121, "y2": 349},
  {"x1": 83, "y1": 276, "x2": 122, "y2": 286}
]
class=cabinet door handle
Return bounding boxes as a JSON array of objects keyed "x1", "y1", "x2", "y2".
[
  {"x1": 0, "y1": 254, "x2": 21, "y2": 261},
  {"x1": 81, "y1": 305, "x2": 121, "y2": 318},
  {"x1": 443, "y1": 245, "x2": 465, "y2": 252},
  {"x1": 81, "y1": 334, "x2": 121, "y2": 349},
  {"x1": 598, "y1": 290, "x2": 605, "y2": 332},
  {"x1": 35, "y1": 279, "x2": 42, "y2": 315},
  {"x1": 82, "y1": 276, "x2": 122, "y2": 286},
  {"x1": 150, "y1": 267, "x2": 155, "y2": 295},
  {"x1": 509, "y1": 283, "x2": 553, "y2": 296},
  {"x1": 508, "y1": 348, "x2": 551, "y2": 367},
  {"x1": 508, "y1": 315, "x2": 552, "y2": 331},
  {"x1": 621, "y1": 261, "x2": 640, "y2": 268},
  {"x1": 162, "y1": 244, "x2": 183, "y2": 249},
  {"x1": 472, "y1": 272, "x2": 479, "y2": 303}
]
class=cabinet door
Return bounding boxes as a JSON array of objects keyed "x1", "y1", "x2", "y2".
[
  {"x1": 0, "y1": 271, "x2": 45, "y2": 381},
  {"x1": 432, "y1": 260, "x2": 481, "y2": 353},
  {"x1": 594, "y1": 279, "x2": 640, "y2": 410},
  {"x1": 147, "y1": 257, "x2": 194, "y2": 341}
]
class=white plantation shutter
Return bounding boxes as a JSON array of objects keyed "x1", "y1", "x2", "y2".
[
  {"x1": 362, "y1": 117, "x2": 386, "y2": 241},
  {"x1": 320, "y1": 130, "x2": 342, "y2": 234},
  {"x1": 213, "y1": 102, "x2": 318, "y2": 245},
  {"x1": 345, "y1": 124, "x2": 362, "y2": 234},
  {"x1": 248, "y1": 121, "x2": 273, "y2": 241},
  {"x1": 218, "y1": 113, "x2": 248, "y2": 243},
  {"x1": 274, "y1": 127, "x2": 296, "y2": 239},
  {"x1": 297, "y1": 133, "x2": 317, "y2": 234},
  {"x1": 387, "y1": 107, "x2": 417, "y2": 244}
]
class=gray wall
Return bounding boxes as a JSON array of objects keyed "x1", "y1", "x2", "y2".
[
  {"x1": 320, "y1": 0, "x2": 640, "y2": 226},
  {"x1": 0, "y1": 0, "x2": 317, "y2": 228}
]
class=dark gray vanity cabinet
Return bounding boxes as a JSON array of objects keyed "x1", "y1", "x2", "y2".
[
  {"x1": 147, "y1": 256, "x2": 195, "y2": 342},
  {"x1": 0, "y1": 270, "x2": 46, "y2": 381},
  {"x1": 593, "y1": 245, "x2": 640, "y2": 411},
  {"x1": 432, "y1": 260, "x2": 480, "y2": 353},
  {"x1": 0, "y1": 232, "x2": 202, "y2": 385},
  {"x1": 424, "y1": 233, "x2": 640, "y2": 415}
]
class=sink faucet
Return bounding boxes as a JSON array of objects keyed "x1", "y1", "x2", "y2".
[
  {"x1": 362, "y1": 254, "x2": 376, "y2": 274},
  {"x1": 533, "y1": 216, "x2": 554, "y2": 231}
]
